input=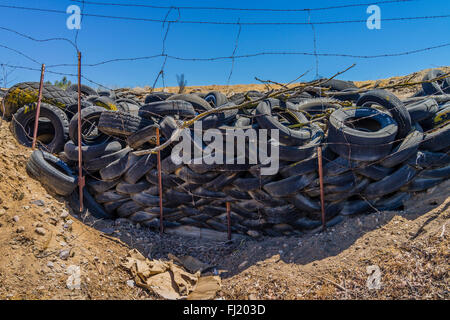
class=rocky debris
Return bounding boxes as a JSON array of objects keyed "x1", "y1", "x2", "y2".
[
  {"x1": 66, "y1": 265, "x2": 81, "y2": 290},
  {"x1": 12, "y1": 215, "x2": 20, "y2": 222},
  {"x1": 35, "y1": 227, "x2": 46, "y2": 236},
  {"x1": 60, "y1": 210, "x2": 69, "y2": 219},
  {"x1": 30, "y1": 200, "x2": 45, "y2": 206},
  {"x1": 59, "y1": 249, "x2": 70, "y2": 260}
]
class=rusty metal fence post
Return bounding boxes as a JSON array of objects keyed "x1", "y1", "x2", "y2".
[
  {"x1": 77, "y1": 52, "x2": 84, "y2": 212},
  {"x1": 317, "y1": 146, "x2": 326, "y2": 230},
  {"x1": 226, "y1": 202, "x2": 231, "y2": 240},
  {"x1": 156, "y1": 127, "x2": 164, "y2": 235},
  {"x1": 31, "y1": 64, "x2": 45, "y2": 149}
]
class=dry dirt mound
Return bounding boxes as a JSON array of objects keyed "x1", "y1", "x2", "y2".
[{"x1": 0, "y1": 69, "x2": 449, "y2": 300}]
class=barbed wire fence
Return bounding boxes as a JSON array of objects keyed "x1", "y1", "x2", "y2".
[
  {"x1": 1, "y1": 1, "x2": 449, "y2": 233},
  {"x1": 0, "y1": 0, "x2": 449, "y2": 92}
]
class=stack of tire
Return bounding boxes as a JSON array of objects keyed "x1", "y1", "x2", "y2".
[{"x1": 5, "y1": 69, "x2": 450, "y2": 239}]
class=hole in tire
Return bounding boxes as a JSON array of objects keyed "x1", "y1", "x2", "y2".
[
  {"x1": 24, "y1": 117, "x2": 56, "y2": 145},
  {"x1": 344, "y1": 117, "x2": 382, "y2": 132}
]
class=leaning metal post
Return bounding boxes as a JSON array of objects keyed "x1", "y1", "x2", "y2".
[
  {"x1": 317, "y1": 146, "x2": 326, "y2": 230},
  {"x1": 31, "y1": 64, "x2": 45, "y2": 149},
  {"x1": 77, "y1": 52, "x2": 84, "y2": 212},
  {"x1": 156, "y1": 127, "x2": 164, "y2": 235}
]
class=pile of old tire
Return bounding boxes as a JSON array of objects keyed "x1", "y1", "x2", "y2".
[
  {"x1": 15, "y1": 71, "x2": 450, "y2": 239},
  {"x1": 6, "y1": 82, "x2": 141, "y2": 153}
]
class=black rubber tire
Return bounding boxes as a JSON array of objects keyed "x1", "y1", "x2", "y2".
[
  {"x1": 95, "y1": 190, "x2": 129, "y2": 203},
  {"x1": 355, "y1": 162, "x2": 394, "y2": 181},
  {"x1": 407, "y1": 150, "x2": 450, "y2": 168},
  {"x1": 64, "y1": 140, "x2": 123, "y2": 162},
  {"x1": 401, "y1": 177, "x2": 444, "y2": 192},
  {"x1": 255, "y1": 98, "x2": 315, "y2": 146},
  {"x1": 91, "y1": 96, "x2": 118, "y2": 111},
  {"x1": 116, "y1": 180, "x2": 152, "y2": 194},
  {"x1": 131, "y1": 192, "x2": 160, "y2": 207},
  {"x1": 322, "y1": 156, "x2": 357, "y2": 177},
  {"x1": 123, "y1": 154, "x2": 157, "y2": 184},
  {"x1": 263, "y1": 172, "x2": 316, "y2": 197},
  {"x1": 291, "y1": 193, "x2": 321, "y2": 213},
  {"x1": 159, "y1": 116, "x2": 180, "y2": 140},
  {"x1": 422, "y1": 69, "x2": 446, "y2": 95},
  {"x1": 69, "y1": 188, "x2": 113, "y2": 219},
  {"x1": 66, "y1": 84, "x2": 98, "y2": 97},
  {"x1": 356, "y1": 89, "x2": 412, "y2": 139},
  {"x1": 103, "y1": 198, "x2": 130, "y2": 215},
  {"x1": 2, "y1": 82, "x2": 75, "y2": 119},
  {"x1": 98, "y1": 111, "x2": 153, "y2": 137},
  {"x1": 128, "y1": 211, "x2": 159, "y2": 224},
  {"x1": 97, "y1": 89, "x2": 115, "y2": 99},
  {"x1": 65, "y1": 100, "x2": 93, "y2": 119},
  {"x1": 144, "y1": 92, "x2": 173, "y2": 104},
  {"x1": 84, "y1": 147, "x2": 131, "y2": 172},
  {"x1": 420, "y1": 123, "x2": 450, "y2": 152},
  {"x1": 174, "y1": 166, "x2": 218, "y2": 184},
  {"x1": 139, "y1": 100, "x2": 196, "y2": 119},
  {"x1": 331, "y1": 88, "x2": 361, "y2": 102},
  {"x1": 279, "y1": 153, "x2": 319, "y2": 178},
  {"x1": 406, "y1": 98, "x2": 438, "y2": 122},
  {"x1": 126, "y1": 124, "x2": 159, "y2": 149},
  {"x1": 69, "y1": 106, "x2": 111, "y2": 145},
  {"x1": 86, "y1": 177, "x2": 121, "y2": 194},
  {"x1": 418, "y1": 164, "x2": 450, "y2": 179},
  {"x1": 145, "y1": 169, "x2": 183, "y2": 188},
  {"x1": 276, "y1": 124, "x2": 324, "y2": 162},
  {"x1": 166, "y1": 93, "x2": 212, "y2": 112},
  {"x1": 363, "y1": 164, "x2": 417, "y2": 199},
  {"x1": 328, "y1": 107, "x2": 398, "y2": 161},
  {"x1": 116, "y1": 200, "x2": 144, "y2": 218},
  {"x1": 117, "y1": 101, "x2": 140, "y2": 115},
  {"x1": 380, "y1": 124, "x2": 424, "y2": 168},
  {"x1": 374, "y1": 192, "x2": 411, "y2": 211},
  {"x1": 11, "y1": 103, "x2": 69, "y2": 153},
  {"x1": 26, "y1": 150, "x2": 77, "y2": 196},
  {"x1": 341, "y1": 200, "x2": 373, "y2": 216},
  {"x1": 99, "y1": 153, "x2": 130, "y2": 181},
  {"x1": 232, "y1": 177, "x2": 271, "y2": 192},
  {"x1": 204, "y1": 91, "x2": 228, "y2": 107},
  {"x1": 295, "y1": 98, "x2": 341, "y2": 116},
  {"x1": 200, "y1": 102, "x2": 239, "y2": 129}
]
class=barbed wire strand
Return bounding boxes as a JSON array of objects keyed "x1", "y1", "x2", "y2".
[
  {"x1": 0, "y1": 4, "x2": 448, "y2": 26},
  {"x1": 68, "y1": 0, "x2": 414, "y2": 12},
  {"x1": 227, "y1": 19, "x2": 242, "y2": 88}
]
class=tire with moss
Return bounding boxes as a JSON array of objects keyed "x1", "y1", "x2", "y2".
[{"x1": 2, "y1": 82, "x2": 75, "y2": 119}]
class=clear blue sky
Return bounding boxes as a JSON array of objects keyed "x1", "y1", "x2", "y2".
[{"x1": 0, "y1": 0, "x2": 449, "y2": 89}]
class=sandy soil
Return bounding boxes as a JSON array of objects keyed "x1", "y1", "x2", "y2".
[{"x1": 0, "y1": 69, "x2": 448, "y2": 300}]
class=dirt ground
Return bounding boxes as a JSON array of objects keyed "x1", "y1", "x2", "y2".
[{"x1": 0, "y1": 70, "x2": 448, "y2": 300}]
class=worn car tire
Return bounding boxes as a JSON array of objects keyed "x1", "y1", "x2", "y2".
[{"x1": 12, "y1": 103, "x2": 69, "y2": 153}]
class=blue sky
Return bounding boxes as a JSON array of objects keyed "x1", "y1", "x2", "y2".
[{"x1": 0, "y1": 0, "x2": 449, "y2": 88}]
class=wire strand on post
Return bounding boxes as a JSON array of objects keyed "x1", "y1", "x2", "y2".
[
  {"x1": 77, "y1": 52, "x2": 84, "y2": 212},
  {"x1": 226, "y1": 202, "x2": 231, "y2": 240},
  {"x1": 317, "y1": 146, "x2": 326, "y2": 230},
  {"x1": 156, "y1": 127, "x2": 164, "y2": 235},
  {"x1": 31, "y1": 63, "x2": 45, "y2": 149}
]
